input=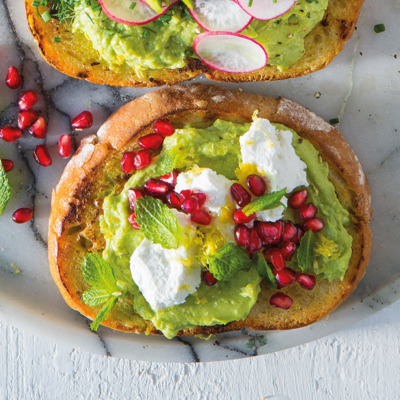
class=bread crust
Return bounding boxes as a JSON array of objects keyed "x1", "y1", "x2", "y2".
[
  {"x1": 25, "y1": 0, "x2": 364, "y2": 87},
  {"x1": 48, "y1": 84, "x2": 372, "y2": 336}
]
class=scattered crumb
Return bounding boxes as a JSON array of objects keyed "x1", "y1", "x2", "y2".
[
  {"x1": 314, "y1": 92, "x2": 321, "y2": 99},
  {"x1": 11, "y1": 262, "x2": 21, "y2": 275}
]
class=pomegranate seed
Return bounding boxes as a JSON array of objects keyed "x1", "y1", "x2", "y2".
[
  {"x1": 12, "y1": 208, "x2": 33, "y2": 224},
  {"x1": 204, "y1": 271, "x2": 217, "y2": 286},
  {"x1": 264, "y1": 248, "x2": 285, "y2": 271},
  {"x1": 297, "y1": 274, "x2": 316, "y2": 290},
  {"x1": 127, "y1": 188, "x2": 144, "y2": 210},
  {"x1": 275, "y1": 268, "x2": 296, "y2": 286},
  {"x1": 288, "y1": 189, "x2": 308, "y2": 209},
  {"x1": 5, "y1": 66, "x2": 22, "y2": 89},
  {"x1": 270, "y1": 292, "x2": 293, "y2": 310},
  {"x1": 281, "y1": 241, "x2": 297, "y2": 260},
  {"x1": 248, "y1": 229, "x2": 262, "y2": 253},
  {"x1": 235, "y1": 224, "x2": 250, "y2": 248},
  {"x1": 18, "y1": 110, "x2": 38, "y2": 130},
  {"x1": 182, "y1": 197, "x2": 200, "y2": 214},
  {"x1": 233, "y1": 209, "x2": 255, "y2": 224},
  {"x1": 134, "y1": 150, "x2": 152, "y2": 170},
  {"x1": 299, "y1": 203, "x2": 317, "y2": 220},
  {"x1": 138, "y1": 133, "x2": 163, "y2": 150},
  {"x1": 1, "y1": 159, "x2": 14, "y2": 172},
  {"x1": 160, "y1": 170, "x2": 178, "y2": 186},
  {"x1": 33, "y1": 145, "x2": 52, "y2": 166},
  {"x1": 0, "y1": 126, "x2": 22, "y2": 142},
  {"x1": 166, "y1": 191, "x2": 182, "y2": 209},
  {"x1": 256, "y1": 221, "x2": 279, "y2": 243},
  {"x1": 58, "y1": 134, "x2": 72, "y2": 158},
  {"x1": 247, "y1": 174, "x2": 266, "y2": 196},
  {"x1": 193, "y1": 192, "x2": 207, "y2": 208},
  {"x1": 282, "y1": 221, "x2": 297, "y2": 242},
  {"x1": 180, "y1": 189, "x2": 194, "y2": 200},
  {"x1": 154, "y1": 119, "x2": 175, "y2": 137},
  {"x1": 128, "y1": 212, "x2": 140, "y2": 229},
  {"x1": 292, "y1": 225, "x2": 304, "y2": 244},
  {"x1": 303, "y1": 218, "x2": 324, "y2": 232},
  {"x1": 144, "y1": 179, "x2": 170, "y2": 197},
  {"x1": 230, "y1": 183, "x2": 251, "y2": 207},
  {"x1": 71, "y1": 111, "x2": 93, "y2": 130},
  {"x1": 121, "y1": 152, "x2": 136, "y2": 174},
  {"x1": 191, "y1": 209, "x2": 212, "y2": 225},
  {"x1": 28, "y1": 116, "x2": 47, "y2": 139},
  {"x1": 18, "y1": 90, "x2": 38, "y2": 111}
]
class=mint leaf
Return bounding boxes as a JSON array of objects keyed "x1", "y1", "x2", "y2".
[
  {"x1": 135, "y1": 196, "x2": 180, "y2": 249},
  {"x1": 256, "y1": 254, "x2": 277, "y2": 289},
  {"x1": 297, "y1": 230, "x2": 315, "y2": 272},
  {"x1": 0, "y1": 161, "x2": 11, "y2": 215},
  {"x1": 81, "y1": 288, "x2": 114, "y2": 307},
  {"x1": 242, "y1": 188, "x2": 287, "y2": 216},
  {"x1": 90, "y1": 295, "x2": 119, "y2": 331},
  {"x1": 208, "y1": 243, "x2": 252, "y2": 281}
]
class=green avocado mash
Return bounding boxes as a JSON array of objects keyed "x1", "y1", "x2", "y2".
[
  {"x1": 99, "y1": 119, "x2": 352, "y2": 338},
  {"x1": 72, "y1": 0, "x2": 328, "y2": 74}
]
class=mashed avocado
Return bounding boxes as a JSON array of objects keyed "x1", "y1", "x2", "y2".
[
  {"x1": 72, "y1": 0, "x2": 328, "y2": 73},
  {"x1": 99, "y1": 119, "x2": 352, "y2": 338}
]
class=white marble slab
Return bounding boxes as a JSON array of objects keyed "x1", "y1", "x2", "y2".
[{"x1": 0, "y1": 0, "x2": 399, "y2": 363}]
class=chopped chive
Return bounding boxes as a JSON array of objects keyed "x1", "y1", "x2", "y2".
[
  {"x1": 329, "y1": 118, "x2": 339, "y2": 125},
  {"x1": 53, "y1": 36, "x2": 61, "y2": 43},
  {"x1": 41, "y1": 10, "x2": 51, "y2": 23},
  {"x1": 374, "y1": 24, "x2": 385, "y2": 33},
  {"x1": 129, "y1": 2, "x2": 137, "y2": 10},
  {"x1": 248, "y1": 0, "x2": 253, "y2": 6},
  {"x1": 31, "y1": 0, "x2": 40, "y2": 7}
]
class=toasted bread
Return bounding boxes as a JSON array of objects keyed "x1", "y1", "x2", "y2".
[
  {"x1": 48, "y1": 84, "x2": 371, "y2": 336},
  {"x1": 26, "y1": 0, "x2": 364, "y2": 87}
]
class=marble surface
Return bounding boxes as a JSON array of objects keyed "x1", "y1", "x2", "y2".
[{"x1": 1, "y1": 0, "x2": 400, "y2": 363}]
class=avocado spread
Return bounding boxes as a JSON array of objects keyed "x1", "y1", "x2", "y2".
[
  {"x1": 99, "y1": 119, "x2": 352, "y2": 339},
  {"x1": 72, "y1": 0, "x2": 328, "y2": 74}
]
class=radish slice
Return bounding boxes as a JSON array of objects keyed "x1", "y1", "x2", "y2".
[
  {"x1": 193, "y1": 32, "x2": 268, "y2": 74},
  {"x1": 190, "y1": 0, "x2": 252, "y2": 33},
  {"x1": 99, "y1": 0, "x2": 179, "y2": 25},
  {"x1": 237, "y1": 0, "x2": 297, "y2": 21}
]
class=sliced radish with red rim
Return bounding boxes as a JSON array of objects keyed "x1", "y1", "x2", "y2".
[
  {"x1": 193, "y1": 32, "x2": 267, "y2": 74},
  {"x1": 190, "y1": 0, "x2": 252, "y2": 33},
  {"x1": 237, "y1": 0, "x2": 297, "y2": 21}
]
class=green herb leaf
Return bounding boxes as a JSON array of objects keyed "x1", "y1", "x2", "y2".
[
  {"x1": 90, "y1": 295, "x2": 119, "y2": 331},
  {"x1": 374, "y1": 23, "x2": 385, "y2": 33},
  {"x1": 256, "y1": 254, "x2": 277, "y2": 289},
  {"x1": 296, "y1": 230, "x2": 315, "y2": 272},
  {"x1": 81, "y1": 288, "x2": 114, "y2": 307},
  {"x1": 135, "y1": 196, "x2": 181, "y2": 249},
  {"x1": 242, "y1": 188, "x2": 287, "y2": 216},
  {"x1": 208, "y1": 243, "x2": 252, "y2": 281},
  {"x1": 0, "y1": 161, "x2": 11, "y2": 215}
]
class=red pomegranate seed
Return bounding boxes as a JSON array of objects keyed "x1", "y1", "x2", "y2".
[
  {"x1": 12, "y1": 208, "x2": 33, "y2": 224},
  {"x1": 154, "y1": 119, "x2": 175, "y2": 137},
  {"x1": 166, "y1": 191, "x2": 182, "y2": 209},
  {"x1": 71, "y1": 111, "x2": 93, "y2": 130},
  {"x1": 233, "y1": 209, "x2": 255, "y2": 224},
  {"x1": 28, "y1": 116, "x2": 47, "y2": 139},
  {"x1": 270, "y1": 292, "x2": 293, "y2": 310},
  {"x1": 264, "y1": 248, "x2": 285, "y2": 271},
  {"x1": 292, "y1": 225, "x2": 304, "y2": 244},
  {"x1": 282, "y1": 221, "x2": 297, "y2": 242},
  {"x1": 256, "y1": 221, "x2": 278, "y2": 243},
  {"x1": 160, "y1": 170, "x2": 178, "y2": 186},
  {"x1": 297, "y1": 274, "x2": 316, "y2": 290},
  {"x1": 180, "y1": 189, "x2": 194, "y2": 201},
  {"x1": 33, "y1": 144, "x2": 52, "y2": 167},
  {"x1": 230, "y1": 183, "x2": 251, "y2": 207},
  {"x1": 281, "y1": 241, "x2": 297, "y2": 260},
  {"x1": 128, "y1": 212, "x2": 140, "y2": 229},
  {"x1": 5, "y1": 66, "x2": 22, "y2": 89},
  {"x1": 0, "y1": 126, "x2": 22, "y2": 142},
  {"x1": 247, "y1": 174, "x2": 266, "y2": 197},
  {"x1": 193, "y1": 192, "x2": 207, "y2": 208},
  {"x1": 1, "y1": 159, "x2": 14, "y2": 172},
  {"x1": 121, "y1": 152, "x2": 136, "y2": 174},
  {"x1": 288, "y1": 189, "x2": 308, "y2": 209},
  {"x1": 18, "y1": 110, "x2": 38, "y2": 130},
  {"x1": 235, "y1": 224, "x2": 250, "y2": 248},
  {"x1": 138, "y1": 133, "x2": 163, "y2": 150},
  {"x1": 303, "y1": 218, "x2": 324, "y2": 232},
  {"x1": 299, "y1": 203, "x2": 317, "y2": 220},
  {"x1": 127, "y1": 188, "x2": 144, "y2": 210},
  {"x1": 204, "y1": 271, "x2": 217, "y2": 286},
  {"x1": 275, "y1": 268, "x2": 296, "y2": 286},
  {"x1": 144, "y1": 179, "x2": 170, "y2": 197},
  {"x1": 134, "y1": 150, "x2": 152, "y2": 169},
  {"x1": 182, "y1": 196, "x2": 200, "y2": 214},
  {"x1": 191, "y1": 209, "x2": 212, "y2": 225},
  {"x1": 58, "y1": 134, "x2": 72, "y2": 158},
  {"x1": 18, "y1": 90, "x2": 38, "y2": 111},
  {"x1": 248, "y1": 229, "x2": 262, "y2": 253}
]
